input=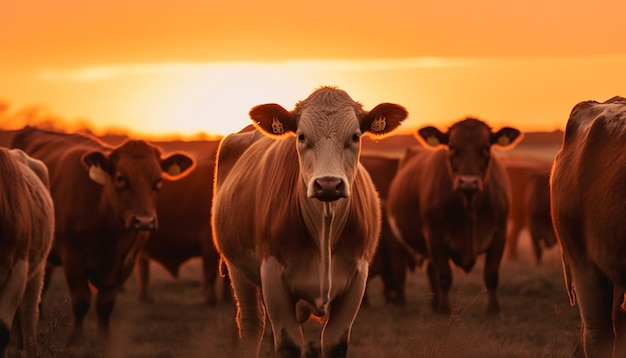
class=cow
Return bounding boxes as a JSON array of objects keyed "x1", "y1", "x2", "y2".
[
  {"x1": 133, "y1": 139, "x2": 232, "y2": 305},
  {"x1": 504, "y1": 160, "x2": 557, "y2": 263},
  {"x1": 10, "y1": 126, "x2": 195, "y2": 344},
  {"x1": 360, "y1": 154, "x2": 416, "y2": 305},
  {"x1": 0, "y1": 148, "x2": 54, "y2": 357},
  {"x1": 212, "y1": 86, "x2": 408, "y2": 357},
  {"x1": 551, "y1": 96, "x2": 626, "y2": 357},
  {"x1": 387, "y1": 118, "x2": 521, "y2": 315}
]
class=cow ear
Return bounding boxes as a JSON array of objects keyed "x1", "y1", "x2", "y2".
[
  {"x1": 417, "y1": 126, "x2": 447, "y2": 147},
  {"x1": 161, "y1": 152, "x2": 196, "y2": 180},
  {"x1": 361, "y1": 103, "x2": 408, "y2": 138},
  {"x1": 249, "y1": 103, "x2": 297, "y2": 137},
  {"x1": 82, "y1": 151, "x2": 111, "y2": 185},
  {"x1": 491, "y1": 127, "x2": 522, "y2": 148}
]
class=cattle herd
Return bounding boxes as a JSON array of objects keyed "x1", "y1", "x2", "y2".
[{"x1": 0, "y1": 89, "x2": 625, "y2": 357}]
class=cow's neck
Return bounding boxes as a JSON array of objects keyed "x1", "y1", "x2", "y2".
[{"x1": 299, "y1": 187, "x2": 350, "y2": 314}]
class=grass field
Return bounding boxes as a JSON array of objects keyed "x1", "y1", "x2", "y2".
[{"x1": 35, "y1": 229, "x2": 581, "y2": 358}]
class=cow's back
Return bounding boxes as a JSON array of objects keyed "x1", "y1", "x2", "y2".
[
  {"x1": 552, "y1": 98, "x2": 626, "y2": 284},
  {"x1": 11, "y1": 128, "x2": 109, "y2": 260}
]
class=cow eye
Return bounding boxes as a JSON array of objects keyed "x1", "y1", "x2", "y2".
[
  {"x1": 298, "y1": 134, "x2": 305, "y2": 143},
  {"x1": 352, "y1": 133, "x2": 360, "y2": 143},
  {"x1": 115, "y1": 175, "x2": 127, "y2": 189},
  {"x1": 482, "y1": 146, "x2": 491, "y2": 156},
  {"x1": 448, "y1": 146, "x2": 457, "y2": 156}
]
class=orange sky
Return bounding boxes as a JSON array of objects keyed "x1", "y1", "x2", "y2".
[{"x1": 1, "y1": 0, "x2": 625, "y2": 137}]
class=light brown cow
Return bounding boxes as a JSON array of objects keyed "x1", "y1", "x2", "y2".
[
  {"x1": 212, "y1": 86, "x2": 407, "y2": 357},
  {"x1": 504, "y1": 160, "x2": 557, "y2": 263},
  {"x1": 0, "y1": 148, "x2": 54, "y2": 357},
  {"x1": 133, "y1": 139, "x2": 231, "y2": 305},
  {"x1": 551, "y1": 96, "x2": 626, "y2": 357},
  {"x1": 387, "y1": 118, "x2": 521, "y2": 314},
  {"x1": 360, "y1": 154, "x2": 416, "y2": 305},
  {"x1": 10, "y1": 127, "x2": 195, "y2": 344}
]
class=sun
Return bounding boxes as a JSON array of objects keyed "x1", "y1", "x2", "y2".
[{"x1": 118, "y1": 63, "x2": 315, "y2": 138}]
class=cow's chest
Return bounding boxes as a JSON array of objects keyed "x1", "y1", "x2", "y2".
[
  {"x1": 280, "y1": 251, "x2": 358, "y2": 303},
  {"x1": 79, "y1": 232, "x2": 136, "y2": 288}
]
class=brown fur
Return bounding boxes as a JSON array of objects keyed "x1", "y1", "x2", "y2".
[
  {"x1": 551, "y1": 96, "x2": 626, "y2": 357},
  {"x1": 0, "y1": 148, "x2": 54, "y2": 357},
  {"x1": 504, "y1": 160, "x2": 556, "y2": 263},
  {"x1": 212, "y1": 87, "x2": 407, "y2": 356},
  {"x1": 387, "y1": 118, "x2": 521, "y2": 315},
  {"x1": 133, "y1": 139, "x2": 231, "y2": 305},
  {"x1": 10, "y1": 126, "x2": 194, "y2": 344},
  {"x1": 361, "y1": 154, "x2": 416, "y2": 305}
]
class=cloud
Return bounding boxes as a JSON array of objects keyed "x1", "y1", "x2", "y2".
[{"x1": 38, "y1": 55, "x2": 626, "y2": 83}]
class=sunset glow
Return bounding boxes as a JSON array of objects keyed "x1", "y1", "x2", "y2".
[{"x1": 2, "y1": 0, "x2": 625, "y2": 138}]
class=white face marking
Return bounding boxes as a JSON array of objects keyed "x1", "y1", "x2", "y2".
[{"x1": 296, "y1": 108, "x2": 361, "y2": 200}]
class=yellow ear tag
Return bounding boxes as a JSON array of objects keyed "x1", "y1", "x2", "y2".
[
  {"x1": 88, "y1": 165, "x2": 107, "y2": 185},
  {"x1": 167, "y1": 163, "x2": 181, "y2": 176},
  {"x1": 497, "y1": 135, "x2": 511, "y2": 146},
  {"x1": 371, "y1": 116, "x2": 387, "y2": 132},
  {"x1": 426, "y1": 136, "x2": 440, "y2": 147},
  {"x1": 271, "y1": 118, "x2": 284, "y2": 134}
]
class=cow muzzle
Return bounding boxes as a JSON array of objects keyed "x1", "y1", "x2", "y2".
[
  {"x1": 454, "y1": 175, "x2": 483, "y2": 210},
  {"x1": 128, "y1": 215, "x2": 157, "y2": 231},
  {"x1": 311, "y1": 176, "x2": 347, "y2": 202}
]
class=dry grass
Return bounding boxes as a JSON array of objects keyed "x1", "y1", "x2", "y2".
[{"x1": 35, "y1": 231, "x2": 580, "y2": 357}]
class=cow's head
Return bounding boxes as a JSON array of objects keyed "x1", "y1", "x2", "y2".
[
  {"x1": 82, "y1": 140, "x2": 195, "y2": 230},
  {"x1": 250, "y1": 86, "x2": 407, "y2": 202},
  {"x1": 418, "y1": 118, "x2": 521, "y2": 207}
]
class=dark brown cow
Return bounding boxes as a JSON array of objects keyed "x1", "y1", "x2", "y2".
[
  {"x1": 0, "y1": 148, "x2": 54, "y2": 357},
  {"x1": 134, "y1": 139, "x2": 231, "y2": 305},
  {"x1": 551, "y1": 96, "x2": 626, "y2": 357},
  {"x1": 360, "y1": 154, "x2": 416, "y2": 305},
  {"x1": 387, "y1": 118, "x2": 521, "y2": 314},
  {"x1": 504, "y1": 160, "x2": 557, "y2": 263},
  {"x1": 10, "y1": 127, "x2": 195, "y2": 343},
  {"x1": 212, "y1": 87, "x2": 407, "y2": 357}
]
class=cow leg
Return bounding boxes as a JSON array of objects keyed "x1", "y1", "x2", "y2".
[
  {"x1": 572, "y1": 264, "x2": 614, "y2": 357},
  {"x1": 134, "y1": 254, "x2": 152, "y2": 302},
  {"x1": 426, "y1": 260, "x2": 452, "y2": 314},
  {"x1": 95, "y1": 286, "x2": 120, "y2": 342},
  {"x1": 484, "y1": 230, "x2": 505, "y2": 314},
  {"x1": 390, "y1": 241, "x2": 410, "y2": 305},
  {"x1": 62, "y1": 260, "x2": 91, "y2": 345},
  {"x1": 229, "y1": 265, "x2": 266, "y2": 357},
  {"x1": 322, "y1": 262, "x2": 369, "y2": 358},
  {"x1": 39, "y1": 262, "x2": 57, "y2": 317},
  {"x1": 530, "y1": 231, "x2": 543, "y2": 265},
  {"x1": 613, "y1": 290, "x2": 626, "y2": 356},
  {"x1": 16, "y1": 269, "x2": 44, "y2": 357},
  {"x1": 261, "y1": 257, "x2": 302, "y2": 358},
  {"x1": 200, "y1": 242, "x2": 219, "y2": 306},
  {"x1": 505, "y1": 219, "x2": 523, "y2": 261},
  {"x1": 0, "y1": 259, "x2": 28, "y2": 354}
]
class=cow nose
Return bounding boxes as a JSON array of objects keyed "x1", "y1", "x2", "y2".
[
  {"x1": 456, "y1": 175, "x2": 481, "y2": 192},
  {"x1": 312, "y1": 176, "x2": 346, "y2": 202},
  {"x1": 131, "y1": 215, "x2": 157, "y2": 231}
]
